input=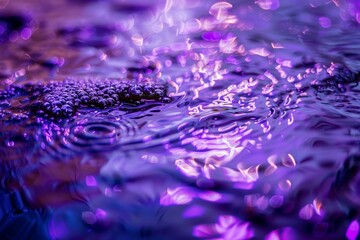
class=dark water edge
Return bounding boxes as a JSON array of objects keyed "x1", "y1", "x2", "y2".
[{"x1": 1, "y1": 0, "x2": 360, "y2": 239}]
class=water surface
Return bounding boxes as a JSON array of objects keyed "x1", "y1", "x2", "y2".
[{"x1": 1, "y1": 0, "x2": 360, "y2": 239}]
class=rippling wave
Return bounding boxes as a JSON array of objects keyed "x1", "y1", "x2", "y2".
[{"x1": 40, "y1": 114, "x2": 137, "y2": 157}]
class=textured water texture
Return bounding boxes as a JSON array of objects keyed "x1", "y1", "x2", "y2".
[{"x1": 1, "y1": 0, "x2": 360, "y2": 239}]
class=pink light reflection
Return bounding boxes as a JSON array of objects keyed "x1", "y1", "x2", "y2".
[
  {"x1": 209, "y1": 2, "x2": 233, "y2": 21},
  {"x1": 175, "y1": 159, "x2": 200, "y2": 177},
  {"x1": 160, "y1": 187, "x2": 196, "y2": 206},
  {"x1": 193, "y1": 215, "x2": 254, "y2": 239},
  {"x1": 198, "y1": 191, "x2": 222, "y2": 202}
]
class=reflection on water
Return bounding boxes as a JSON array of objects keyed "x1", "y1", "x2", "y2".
[{"x1": 1, "y1": 0, "x2": 360, "y2": 239}]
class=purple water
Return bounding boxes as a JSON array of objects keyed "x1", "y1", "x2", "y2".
[{"x1": 1, "y1": 0, "x2": 360, "y2": 239}]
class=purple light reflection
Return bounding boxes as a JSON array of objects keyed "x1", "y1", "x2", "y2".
[
  {"x1": 183, "y1": 205, "x2": 205, "y2": 218},
  {"x1": 346, "y1": 220, "x2": 360, "y2": 240},
  {"x1": 265, "y1": 228, "x2": 296, "y2": 240}
]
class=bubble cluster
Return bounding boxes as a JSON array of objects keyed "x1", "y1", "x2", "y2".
[
  {"x1": 0, "y1": 79, "x2": 170, "y2": 120},
  {"x1": 0, "y1": 86, "x2": 22, "y2": 100},
  {"x1": 0, "y1": 84, "x2": 43, "y2": 105},
  {"x1": 40, "y1": 79, "x2": 170, "y2": 117}
]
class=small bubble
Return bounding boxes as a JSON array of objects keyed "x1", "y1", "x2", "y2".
[
  {"x1": 318, "y1": 17, "x2": 332, "y2": 28},
  {"x1": 20, "y1": 27, "x2": 32, "y2": 40},
  {"x1": 269, "y1": 195, "x2": 283, "y2": 208},
  {"x1": 255, "y1": 0, "x2": 280, "y2": 10},
  {"x1": 299, "y1": 204, "x2": 313, "y2": 220}
]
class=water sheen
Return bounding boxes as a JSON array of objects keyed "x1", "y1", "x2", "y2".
[{"x1": 1, "y1": 0, "x2": 360, "y2": 239}]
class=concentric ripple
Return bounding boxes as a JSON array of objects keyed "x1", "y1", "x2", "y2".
[
  {"x1": 40, "y1": 114, "x2": 139, "y2": 157},
  {"x1": 67, "y1": 119, "x2": 134, "y2": 150}
]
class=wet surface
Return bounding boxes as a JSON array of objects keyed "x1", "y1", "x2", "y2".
[{"x1": 1, "y1": 0, "x2": 360, "y2": 239}]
